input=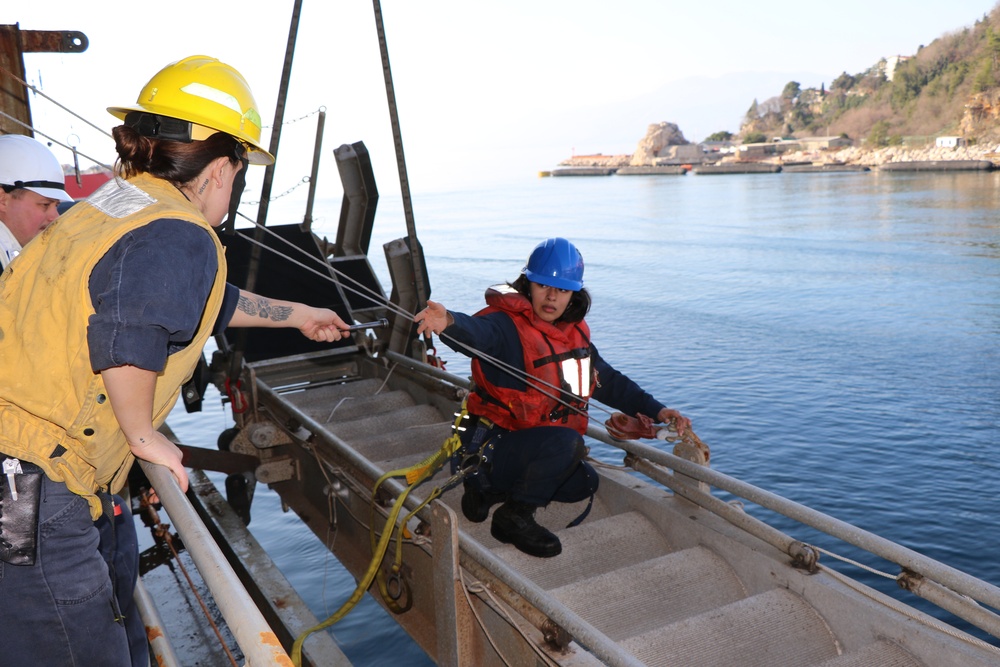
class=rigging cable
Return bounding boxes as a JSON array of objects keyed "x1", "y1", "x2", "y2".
[
  {"x1": 228, "y1": 213, "x2": 622, "y2": 425},
  {"x1": 372, "y1": 0, "x2": 434, "y2": 351},
  {"x1": 0, "y1": 63, "x2": 114, "y2": 140},
  {"x1": 137, "y1": 491, "x2": 240, "y2": 667},
  {"x1": 0, "y1": 108, "x2": 112, "y2": 171},
  {"x1": 225, "y1": 0, "x2": 303, "y2": 388}
]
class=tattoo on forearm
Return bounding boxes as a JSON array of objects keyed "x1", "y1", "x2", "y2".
[{"x1": 238, "y1": 295, "x2": 294, "y2": 322}]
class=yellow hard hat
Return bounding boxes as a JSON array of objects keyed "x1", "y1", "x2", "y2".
[{"x1": 108, "y1": 55, "x2": 274, "y2": 165}]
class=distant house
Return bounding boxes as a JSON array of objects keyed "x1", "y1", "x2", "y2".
[
  {"x1": 739, "y1": 141, "x2": 800, "y2": 157},
  {"x1": 700, "y1": 140, "x2": 736, "y2": 153},
  {"x1": 739, "y1": 142, "x2": 777, "y2": 158},
  {"x1": 651, "y1": 144, "x2": 704, "y2": 165},
  {"x1": 935, "y1": 136, "x2": 966, "y2": 148},
  {"x1": 883, "y1": 55, "x2": 911, "y2": 82},
  {"x1": 799, "y1": 136, "x2": 853, "y2": 151}
]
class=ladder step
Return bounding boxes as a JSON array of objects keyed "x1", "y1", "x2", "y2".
[
  {"x1": 619, "y1": 588, "x2": 839, "y2": 667},
  {"x1": 491, "y1": 511, "x2": 672, "y2": 590},
  {"x1": 552, "y1": 547, "x2": 747, "y2": 640},
  {"x1": 353, "y1": 422, "x2": 453, "y2": 463},
  {"x1": 285, "y1": 377, "x2": 383, "y2": 406},
  {"x1": 330, "y1": 404, "x2": 445, "y2": 442},
  {"x1": 811, "y1": 640, "x2": 923, "y2": 667}
]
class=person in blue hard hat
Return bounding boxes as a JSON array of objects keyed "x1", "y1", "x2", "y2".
[{"x1": 415, "y1": 237, "x2": 690, "y2": 558}]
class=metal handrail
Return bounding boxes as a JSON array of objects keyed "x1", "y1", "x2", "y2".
[
  {"x1": 137, "y1": 460, "x2": 293, "y2": 666},
  {"x1": 389, "y1": 352, "x2": 1000, "y2": 620},
  {"x1": 385, "y1": 351, "x2": 1000, "y2": 618},
  {"x1": 588, "y1": 426, "x2": 1000, "y2": 616},
  {"x1": 254, "y1": 376, "x2": 647, "y2": 667}
]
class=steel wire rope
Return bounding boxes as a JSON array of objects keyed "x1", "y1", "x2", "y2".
[
  {"x1": 460, "y1": 572, "x2": 561, "y2": 667},
  {"x1": 814, "y1": 561, "x2": 1000, "y2": 656},
  {"x1": 7, "y1": 45, "x2": 630, "y2": 664},
  {"x1": 246, "y1": 219, "x2": 632, "y2": 663},
  {"x1": 230, "y1": 213, "x2": 618, "y2": 425},
  {"x1": 138, "y1": 493, "x2": 240, "y2": 666},
  {"x1": 4, "y1": 62, "x2": 328, "y2": 202},
  {"x1": 0, "y1": 63, "x2": 114, "y2": 140},
  {"x1": 0, "y1": 109, "x2": 113, "y2": 171}
]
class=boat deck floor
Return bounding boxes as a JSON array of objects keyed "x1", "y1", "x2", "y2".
[{"x1": 259, "y1": 369, "x2": 999, "y2": 667}]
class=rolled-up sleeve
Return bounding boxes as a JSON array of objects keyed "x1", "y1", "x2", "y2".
[{"x1": 88, "y1": 219, "x2": 219, "y2": 373}]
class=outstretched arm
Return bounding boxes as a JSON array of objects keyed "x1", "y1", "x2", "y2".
[
  {"x1": 414, "y1": 299, "x2": 454, "y2": 336},
  {"x1": 592, "y1": 345, "x2": 691, "y2": 436},
  {"x1": 101, "y1": 365, "x2": 189, "y2": 491},
  {"x1": 228, "y1": 289, "x2": 351, "y2": 342}
]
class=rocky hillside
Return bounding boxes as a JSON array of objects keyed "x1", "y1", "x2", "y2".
[
  {"x1": 741, "y1": 4, "x2": 1000, "y2": 147},
  {"x1": 559, "y1": 5, "x2": 1000, "y2": 168}
]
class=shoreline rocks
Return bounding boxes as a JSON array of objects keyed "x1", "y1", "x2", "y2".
[{"x1": 559, "y1": 144, "x2": 1000, "y2": 170}]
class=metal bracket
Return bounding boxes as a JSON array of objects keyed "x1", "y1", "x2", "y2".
[
  {"x1": 19, "y1": 30, "x2": 89, "y2": 53},
  {"x1": 246, "y1": 421, "x2": 293, "y2": 449},
  {"x1": 255, "y1": 458, "x2": 298, "y2": 484}
]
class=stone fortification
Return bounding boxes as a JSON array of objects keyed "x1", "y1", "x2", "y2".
[
  {"x1": 557, "y1": 118, "x2": 1000, "y2": 169},
  {"x1": 630, "y1": 122, "x2": 691, "y2": 166},
  {"x1": 778, "y1": 143, "x2": 998, "y2": 167}
]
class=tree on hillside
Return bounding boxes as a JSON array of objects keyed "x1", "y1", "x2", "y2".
[
  {"x1": 743, "y1": 131, "x2": 767, "y2": 144},
  {"x1": 890, "y1": 61, "x2": 925, "y2": 109},
  {"x1": 759, "y1": 97, "x2": 783, "y2": 115},
  {"x1": 706, "y1": 131, "x2": 733, "y2": 141},
  {"x1": 782, "y1": 81, "x2": 802, "y2": 99},
  {"x1": 989, "y1": 26, "x2": 1000, "y2": 70},
  {"x1": 973, "y1": 59, "x2": 994, "y2": 92},
  {"x1": 867, "y1": 120, "x2": 890, "y2": 147},
  {"x1": 831, "y1": 72, "x2": 855, "y2": 91},
  {"x1": 744, "y1": 99, "x2": 760, "y2": 125}
]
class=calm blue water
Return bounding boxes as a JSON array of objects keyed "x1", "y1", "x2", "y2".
[{"x1": 166, "y1": 170, "x2": 1000, "y2": 664}]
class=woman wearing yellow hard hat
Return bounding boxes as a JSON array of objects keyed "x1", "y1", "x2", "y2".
[{"x1": 0, "y1": 56, "x2": 349, "y2": 666}]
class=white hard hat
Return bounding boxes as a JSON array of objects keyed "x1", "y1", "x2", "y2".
[{"x1": 0, "y1": 134, "x2": 73, "y2": 203}]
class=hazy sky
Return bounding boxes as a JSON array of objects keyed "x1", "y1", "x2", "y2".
[{"x1": 4, "y1": 1, "x2": 996, "y2": 195}]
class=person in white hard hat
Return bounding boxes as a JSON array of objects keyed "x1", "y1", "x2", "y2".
[{"x1": 0, "y1": 134, "x2": 74, "y2": 269}]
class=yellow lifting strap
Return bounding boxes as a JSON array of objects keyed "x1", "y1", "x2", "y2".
[
  {"x1": 290, "y1": 399, "x2": 470, "y2": 666},
  {"x1": 398, "y1": 404, "x2": 467, "y2": 485}
]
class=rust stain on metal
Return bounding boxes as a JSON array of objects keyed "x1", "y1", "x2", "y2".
[
  {"x1": 20, "y1": 30, "x2": 89, "y2": 53},
  {"x1": 146, "y1": 626, "x2": 164, "y2": 641},
  {"x1": 260, "y1": 631, "x2": 282, "y2": 647},
  {"x1": 259, "y1": 632, "x2": 294, "y2": 665}
]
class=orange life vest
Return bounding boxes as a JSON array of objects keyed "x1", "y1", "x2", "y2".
[{"x1": 468, "y1": 287, "x2": 594, "y2": 434}]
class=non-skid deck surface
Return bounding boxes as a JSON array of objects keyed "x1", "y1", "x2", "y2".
[{"x1": 277, "y1": 375, "x2": 930, "y2": 667}]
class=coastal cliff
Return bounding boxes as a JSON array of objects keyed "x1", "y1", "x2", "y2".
[{"x1": 561, "y1": 6, "x2": 1000, "y2": 169}]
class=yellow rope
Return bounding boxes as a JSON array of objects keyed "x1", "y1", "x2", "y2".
[{"x1": 290, "y1": 402, "x2": 469, "y2": 665}]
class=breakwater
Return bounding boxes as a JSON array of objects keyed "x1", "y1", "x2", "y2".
[
  {"x1": 541, "y1": 159, "x2": 990, "y2": 177},
  {"x1": 548, "y1": 143, "x2": 1000, "y2": 177}
]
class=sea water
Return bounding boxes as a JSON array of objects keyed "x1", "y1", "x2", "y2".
[{"x1": 164, "y1": 169, "x2": 1000, "y2": 664}]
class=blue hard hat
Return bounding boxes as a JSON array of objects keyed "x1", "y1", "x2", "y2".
[{"x1": 522, "y1": 238, "x2": 584, "y2": 291}]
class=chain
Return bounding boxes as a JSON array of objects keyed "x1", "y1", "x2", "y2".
[
  {"x1": 241, "y1": 175, "x2": 311, "y2": 205},
  {"x1": 262, "y1": 106, "x2": 326, "y2": 129}
]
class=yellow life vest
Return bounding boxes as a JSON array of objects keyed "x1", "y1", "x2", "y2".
[{"x1": 0, "y1": 172, "x2": 226, "y2": 519}]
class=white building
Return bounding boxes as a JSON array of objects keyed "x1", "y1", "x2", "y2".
[
  {"x1": 884, "y1": 55, "x2": 911, "y2": 82},
  {"x1": 935, "y1": 136, "x2": 966, "y2": 148}
]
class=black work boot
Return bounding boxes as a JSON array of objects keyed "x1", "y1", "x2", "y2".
[
  {"x1": 460, "y1": 482, "x2": 505, "y2": 523},
  {"x1": 490, "y1": 501, "x2": 562, "y2": 558}
]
